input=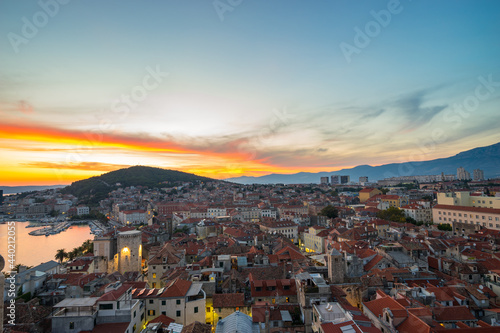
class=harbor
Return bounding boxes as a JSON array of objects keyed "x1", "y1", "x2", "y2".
[{"x1": 29, "y1": 221, "x2": 71, "y2": 236}]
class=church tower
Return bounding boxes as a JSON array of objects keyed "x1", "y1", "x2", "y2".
[{"x1": 327, "y1": 248, "x2": 345, "y2": 284}]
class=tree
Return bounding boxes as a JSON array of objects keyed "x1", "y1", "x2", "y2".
[
  {"x1": 379, "y1": 188, "x2": 390, "y2": 195},
  {"x1": 68, "y1": 247, "x2": 82, "y2": 261},
  {"x1": 437, "y1": 223, "x2": 452, "y2": 231},
  {"x1": 377, "y1": 207, "x2": 406, "y2": 223},
  {"x1": 81, "y1": 240, "x2": 93, "y2": 254},
  {"x1": 319, "y1": 205, "x2": 338, "y2": 219},
  {"x1": 55, "y1": 249, "x2": 68, "y2": 263}
]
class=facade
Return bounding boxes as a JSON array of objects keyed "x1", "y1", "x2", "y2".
[
  {"x1": 76, "y1": 206, "x2": 90, "y2": 216},
  {"x1": 132, "y1": 280, "x2": 206, "y2": 326},
  {"x1": 401, "y1": 201, "x2": 433, "y2": 223},
  {"x1": 437, "y1": 191, "x2": 500, "y2": 209},
  {"x1": 259, "y1": 220, "x2": 298, "y2": 243},
  {"x1": 303, "y1": 226, "x2": 328, "y2": 254},
  {"x1": 457, "y1": 167, "x2": 471, "y2": 180},
  {"x1": 359, "y1": 188, "x2": 382, "y2": 203},
  {"x1": 52, "y1": 282, "x2": 145, "y2": 333},
  {"x1": 114, "y1": 230, "x2": 142, "y2": 274},
  {"x1": 433, "y1": 204, "x2": 500, "y2": 231},
  {"x1": 120, "y1": 209, "x2": 148, "y2": 225},
  {"x1": 327, "y1": 248, "x2": 345, "y2": 284},
  {"x1": 320, "y1": 177, "x2": 329, "y2": 185},
  {"x1": 473, "y1": 169, "x2": 485, "y2": 181}
]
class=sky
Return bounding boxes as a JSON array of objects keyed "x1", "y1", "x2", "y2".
[{"x1": 1, "y1": 0, "x2": 500, "y2": 186}]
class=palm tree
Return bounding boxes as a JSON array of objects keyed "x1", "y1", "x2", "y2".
[
  {"x1": 55, "y1": 249, "x2": 68, "y2": 263},
  {"x1": 81, "y1": 240, "x2": 93, "y2": 254},
  {"x1": 68, "y1": 248, "x2": 81, "y2": 261}
]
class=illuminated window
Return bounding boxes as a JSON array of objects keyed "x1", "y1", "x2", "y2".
[{"x1": 152, "y1": 273, "x2": 156, "y2": 279}]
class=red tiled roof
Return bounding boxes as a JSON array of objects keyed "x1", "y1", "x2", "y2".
[
  {"x1": 433, "y1": 306, "x2": 476, "y2": 322},
  {"x1": 364, "y1": 255, "x2": 384, "y2": 272},
  {"x1": 321, "y1": 321, "x2": 363, "y2": 333},
  {"x1": 433, "y1": 204, "x2": 500, "y2": 214},
  {"x1": 363, "y1": 296, "x2": 405, "y2": 317},
  {"x1": 149, "y1": 314, "x2": 175, "y2": 326},
  {"x1": 98, "y1": 285, "x2": 130, "y2": 302},
  {"x1": 213, "y1": 293, "x2": 245, "y2": 308},
  {"x1": 91, "y1": 323, "x2": 129, "y2": 333}
]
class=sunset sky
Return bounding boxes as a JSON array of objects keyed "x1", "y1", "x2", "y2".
[{"x1": 1, "y1": 0, "x2": 500, "y2": 186}]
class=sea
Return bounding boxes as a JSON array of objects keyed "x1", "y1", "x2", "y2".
[{"x1": 0, "y1": 221, "x2": 93, "y2": 271}]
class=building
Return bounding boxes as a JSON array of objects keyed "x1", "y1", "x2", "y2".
[
  {"x1": 358, "y1": 188, "x2": 382, "y2": 203},
  {"x1": 114, "y1": 230, "x2": 142, "y2": 274},
  {"x1": 76, "y1": 206, "x2": 90, "y2": 216},
  {"x1": 320, "y1": 177, "x2": 330, "y2": 185},
  {"x1": 432, "y1": 205, "x2": 500, "y2": 231},
  {"x1": 340, "y1": 175, "x2": 350, "y2": 184},
  {"x1": 119, "y1": 209, "x2": 148, "y2": 225},
  {"x1": 132, "y1": 280, "x2": 206, "y2": 326},
  {"x1": 401, "y1": 201, "x2": 433, "y2": 223},
  {"x1": 359, "y1": 176, "x2": 369, "y2": 184},
  {"x1": 437, "y1": 191, "x2": 500, "y2": 209},
  {"x1": 303, "y1": 226, "x2": 329, "y2": 254},
  {"x1": 327, "y1": 248, "x2": 345, "y2": 284},
  {"x1": 215, "y1": 311, "x2": 257, "y2": 333},
  {"x1": 457, "y1": 167, "x2": 471, "y2": 180},
  {"x1": 259, "y1": 220, "x2": 298, "y2": 243},
  {"x1": 473, "y1": 168, "x2": 485, "y2": 181},
  {"x1": 0, "y1": 189, "x2": 3, "y2": 205},
  {"x1": 51, "y1": 282, "x2": 145, "y2": 333},
  {"x1": 331, "y1": 175, "x2": 339, "y2": 185}
]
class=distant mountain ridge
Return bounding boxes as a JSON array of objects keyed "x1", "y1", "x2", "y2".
[
  {"x1": 225, "y1": 142, "x2": 500, "y2": 184},
  {"x1": 61, "y1": 166, "x2": 215, "y2": 201},
  {"x1": 0, "y1": 185, "x2": 66, "y2": 194}
]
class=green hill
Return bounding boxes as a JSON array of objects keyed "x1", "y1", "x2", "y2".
[{"x1": 61, "y1": 166, "x2": 215, "y2": 203}]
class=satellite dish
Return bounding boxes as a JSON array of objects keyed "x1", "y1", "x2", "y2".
[{"x1": 479, "y1": 285, "x2": 484, "y2": 290}]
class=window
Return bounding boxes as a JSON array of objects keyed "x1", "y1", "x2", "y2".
[
  {"x1": 134, "y1": 310, "x2": 136, "y2": 318},
  {"x1": 176, "y1": 310, "x2": 181, "y2": 317},
  {"x1": 99, "y1": 303, "x2": 113, "y2": 310},
  {"x1": 148, "y1": 310, "x2": 156, "y2": 316},
  {"x1": 195, "y1": 307, "x2": 199, "y2": 313},
  {"x1": 152, "y1": 266, "x2": 156, "y2": 270},
  {"x1": 207, "y1": 307, "x2": 211, "y2": 312},
  {"x1": 153, "y1": 273, "x2": 156, "y2": 279},
  {"x1": 162, "y1": 300, "x2": 166, "y2": 306},
  {"x1": 176, "y1": 299, "x2": 181, "y2": 305},
  {"x1": 162, "y1": 311, "x2": 166, "y2": 315},
  {"x1": 149, "y1": 300, "x2": 154, "y2": 304},
  {"x1": 286, "y1": 297, "x2": 290, "y2": 302},
  {"x1": 141, "y1": 313, "x2": 145, "y2": 320},
  {"x1": 69, "y1": 322, "x2": 75, "y2": 329}
]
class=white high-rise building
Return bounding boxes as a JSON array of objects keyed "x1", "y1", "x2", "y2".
[
  {"x1": 473, "y1": 169, "x2": 485, "y2": 181},
  {"x1": 457, "y1": 167, "x2": 470, "y2": 180}
]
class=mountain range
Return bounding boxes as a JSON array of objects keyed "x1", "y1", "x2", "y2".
[
  {"x1": 225, "y1": 142, "x2": 500, "y2": 184},
  {"x1": 0, "y1": 185, "x2": 66, "y2": 195}
]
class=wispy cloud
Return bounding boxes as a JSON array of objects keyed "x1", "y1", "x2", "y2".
[{"x1": 21, "y1": 161, "x2": 131, "y2": 172}]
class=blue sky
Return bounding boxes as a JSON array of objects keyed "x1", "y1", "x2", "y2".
[{"x1": 1, "y1": 0, "x2": 499, "y2": 184}]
